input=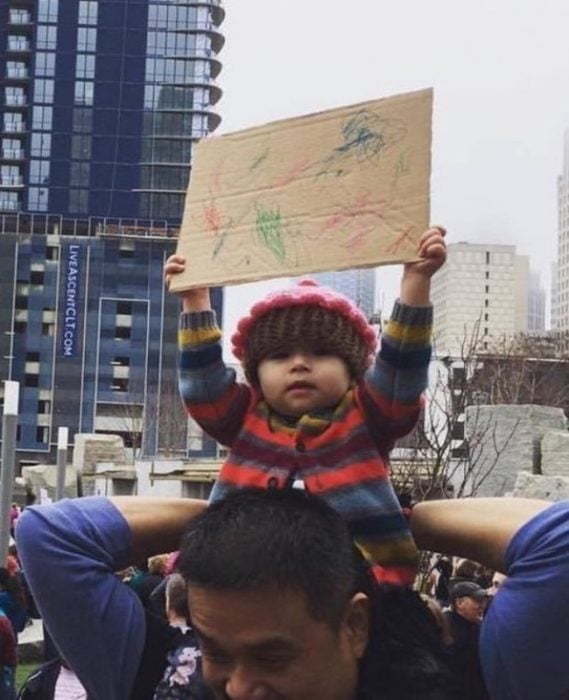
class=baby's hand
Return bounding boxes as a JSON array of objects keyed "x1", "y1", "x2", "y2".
[
  {"x1": 404, "y1": 226, "x2": 447, "y2": 279},
  {"x1": 164, "y1": 254, "x2": 187, "y2": 290},
  {"x1": 164, "y1": 254, "x2": 210, "y2": 311}
]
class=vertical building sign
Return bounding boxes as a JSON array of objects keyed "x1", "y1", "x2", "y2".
[{"x1": 60, "y1": 244, "x2": 82, "y2": 358}]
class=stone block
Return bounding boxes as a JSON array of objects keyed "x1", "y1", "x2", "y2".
[
  {"x1": 21, "y1": 465, "x2": 80, "y2": 503},
  {"x1": 541, "y1": 430, "x2": 569, "y2": 477},
  {"x1": 465, "y1": 405, "x2": 566, "y2": 497},
  {"x1": 513, "y1": 470, "x2": 569, "y2": 501},
  {"x1": 72, "y1": 433, "x2": 127, "y2": 474}
]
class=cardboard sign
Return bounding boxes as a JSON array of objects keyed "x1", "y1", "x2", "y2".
[{"x1": 171, "y1": 88, "x2": 433, "y2": 291}]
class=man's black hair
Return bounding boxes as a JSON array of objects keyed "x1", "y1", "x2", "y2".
[
  {"x1": 178, "y1": 487, "x2": 361, "y2": 627},
  {"x1": 178, "y1": 488, "x2": 461, "y2": 699}
]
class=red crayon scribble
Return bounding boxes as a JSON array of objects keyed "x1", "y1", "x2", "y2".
[
  {"x1": 275, "y1": 158, "x2": 310, "y2": 188},
  {"x1": 344, "y1": 228, "x2": 368, "y2": 253},
  {"x1": 385, "y1": 226, "x2": 415, "y2": 254},
  {"x1": 204, "y1": 202, "x2": 221, "y2": 237}
]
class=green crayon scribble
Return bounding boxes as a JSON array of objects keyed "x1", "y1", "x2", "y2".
[
  {"x1": 212, "y1": 229, "x2": 229, "y2": 259},
  {"x1": 256, "y1": 205, "x2": 286, "y2": 263},
  {"x1": 250, "y1": 149, "x2": 270, "y2": 171}
]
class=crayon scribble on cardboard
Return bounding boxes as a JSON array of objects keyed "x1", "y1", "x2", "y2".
[{"x1": 170, "y1": 88, "x2": 433, "y2": 291}]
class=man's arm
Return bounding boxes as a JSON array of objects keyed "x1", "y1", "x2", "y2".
[
  {"x1": 410, "y1": 497, "x2": 549, "y2": 573},
  {"x1": 17, "y1": 497, "x2": 206, "y2": 700}
]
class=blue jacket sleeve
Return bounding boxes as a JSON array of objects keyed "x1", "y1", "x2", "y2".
[
  {"x1": 480, "y1": 501, "x2": 569, "y2": 699},
  {"x1": 16, "y1": 497, "x2": 146, "y2": 700}
]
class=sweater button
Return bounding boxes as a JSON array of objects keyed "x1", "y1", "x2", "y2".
[
  {"x1": 295, "y1": 441, "x2": 305, "y2": 452},
  {"x1": 267, "y1": 476, "x2": 279, "y2": 489}
]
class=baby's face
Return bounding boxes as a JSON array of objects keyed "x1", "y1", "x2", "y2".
[{"x1": 257, "y1": 349, "x2": 351, "y2": 417}]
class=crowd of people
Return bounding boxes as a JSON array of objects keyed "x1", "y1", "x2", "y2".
[{"x1": 9, "y1": 226, "x2": 569, "y2": 699}]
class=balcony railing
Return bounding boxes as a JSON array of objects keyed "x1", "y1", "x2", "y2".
[
  {"x1": 6, "y1": 68, "x2": 28, "y2": 79},
  {"x1": 5, "y1": 95, "x2": 27, "y2": 106},
  {"x1": 3, "y1": 122, "x2": 25, "y2": 133},
  {"x1": 0, "y1": 176, "x2": 23, "y2": 187},
  {"x1": 7, "y1": 39, "x2": 30, "y2": 52},
  {"x1": 0, "y1": 200, "x2": 20, "y2": 211},
  {"x1": 2, "y1": 149, "x2": 24, "y2": 160},
  {"x1": 8, "y1": 12, "x2": 31, "y2": 25}
]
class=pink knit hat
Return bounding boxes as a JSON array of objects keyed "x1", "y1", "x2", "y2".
[{"x1": 232, "y1": 279, "x2": 377, "y2": 385}]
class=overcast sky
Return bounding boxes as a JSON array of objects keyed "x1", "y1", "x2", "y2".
[{"x1": 216, "y1": 0, "x2": 569, "y2": 347}]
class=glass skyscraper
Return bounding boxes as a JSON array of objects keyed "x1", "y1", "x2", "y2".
[{"x1": 0, "y1": 0, "x2": 225, "y2": 468}]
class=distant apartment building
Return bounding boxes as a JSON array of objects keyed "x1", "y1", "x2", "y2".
[
  {"x1": 0, "y1": 0, "x2": 225, "y2": 468},
  {"x1": 312, "y1": 268, "x2": 377, "y2": 320},
  {"x1": 527, "y1": 271, "x2": 546, "y2": 333},
  {"x1": 554, "y1": 130, "x2": 569, "y2": 332},
  {"x1": 431, "y1": 242, "x2": 529, "y2": 356}
]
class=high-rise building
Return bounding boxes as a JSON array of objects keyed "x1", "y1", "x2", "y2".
[
  {"x1": 0, "y1": 0, "x2": 225, "y2": 468},
  {"x1": 527, "y1": 271, "x2": 546, "y2": 333},
  {"x1": 312, "y1": 268, "x2": 377, "y2": 320},
  {"x1": 554, "y1": 130, "x2": 569, "y2": 332},
  {"x1": 431, "y1": 242, "x2": 529, "y2": 356}
]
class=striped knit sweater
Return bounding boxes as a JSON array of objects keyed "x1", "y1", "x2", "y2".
[{"x1": 178, "y1": 300, "x2": 432, "y2": 585}]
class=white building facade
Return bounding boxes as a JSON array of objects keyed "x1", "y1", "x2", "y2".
[
  {"x1": 431, "y1": 242, "x2": 529, "y2": 356},
  {"x1": 554, "y1": 130, "x2": 569, "y2": 332}
]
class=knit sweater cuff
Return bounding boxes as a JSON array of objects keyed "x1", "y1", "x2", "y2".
[
  {"x1": 391, "y1": 299, "x2": 433, "y2": 326},
  {"x1": 179, "y1": 309, "x2": 219, "y2": 332}
]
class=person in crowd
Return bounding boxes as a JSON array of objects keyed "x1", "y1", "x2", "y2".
[
  {"x1": 443, "y1": 581, "x2": 489, "y2": 699},
  {"x1": 0, "y1": 610, "x2": 16, "y2": 700},
  {"x1": 165, "y1": 226, "x2": 447, "y2": 585},
  {"x1": 153, "y1": 574, "x2": 207, "y2": 699},
  {"x1": 15, "y1": 488, "x2": 569, "y2": 700},
  {"x1": 17, "y1": 656, "x2": 87, "y2": 700},
  {"x1": 420, "y1": 593, "x2": 453, "y2": 646},
  {"x1": 9, "y1": 505, "x2": 20, "y2": 540},
  {"x1": 0, "y1": 569, "x2": 27, "y2": 641},
  {"x1": 137, "y1": 555, "x2": 169, "y2": 609},
  {"x1": 487, "y1": 572, "x2": 507, "y2": 597},
  {"x1": 429, "y1": 556, "x2": 453, "y2": 608}
]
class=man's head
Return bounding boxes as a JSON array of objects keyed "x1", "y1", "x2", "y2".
[
  {"x1": 449, "y1": 582, "x2": 487, "y2": 623},
  {"x1": 165, "y1": 573, "x2": 190, "y2": 624},
  {"x1": 178, "y1": 488, "x2": 371, "y2": 700}
]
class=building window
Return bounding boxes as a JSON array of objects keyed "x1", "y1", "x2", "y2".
[
  {"x1": 36, "y1": 426, "x2": 49, "y2": 444},
  {"x1": 38, "y1": 399, "x2": 51, "y2": 414},
  {"x1": 485, "y1": 270, "x2": 490, "y2": 279},
  {"x1": 31, "y1": 133, "x2": 52, "y2": 158},
  {"x1": 33, "y1": 79, "x2": 54, "y2": 104},
  {"x1": 71, "y1": 134, "x2": 91, "y2": 159},
  {"x1": 29, "y1": 160, "x2": 50, "y2": 185},
  {"x1": 32, "y1": 106, "x2": 53, "y2": 131},
  {"x1": 25, "y1": 374, "x2": 39, "y2": 388},
  {"x1": 112, "y1": 378, "x2": 129, "y2": 392},
  {"x1": 38, "y1": 0, "x2": 59, "y2": 23},
  {"x1": 72, "y1": 107, "x2": 93, "y2": 133},
  {"x1": 70, "y1": 161, "x2": 90, "y2": 186},
  {"x1": 77, "y1": 27, "x2": 97, "y2": 52},
  {"x1": 485, "y1": 285, "x2": 489, "y2": 294},
  {"x1": 36, "y1": 26, "x2": 57, "y2": 51},
  {"x1": 117, "y1": 301, "x2": 132, "y2": 315},
  {"x1": 74, "y1": 81, "x2": 94, "y2": 105},
  {"x1": 119, "y1": 240, "x2": 135, "y2": 258},
  {"x1": 35, "y1": 52, "x2": 56, "y2": 77},
  {"x1": 485, "y1": 251, "x2": 490, "y2": 265},
  {"x1": 75, "y1": 54, "x2": 95, "y2": 80},
  {"x1": 69, "y1": 188, "x2": 88, "y2": 213},
  {"x1": 28, "y1": 187, "x2": 49, "y2": 211},
  {"x1": 30, "y1": 269, "x2": 45, "y2": 289},
  {"x1": 78, "y1": 0, "x2": 98, "y2": 25},
  {"x1": 114, "y1": 326, "x2": 131, "y2": 340},
  {"x1": 42, "y1": 322, "x2": 54, "y2": 336}
]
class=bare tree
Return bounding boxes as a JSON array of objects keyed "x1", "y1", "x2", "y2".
[{"x1": 392, "y1": 320, "x2": 519, "y2": 500}]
